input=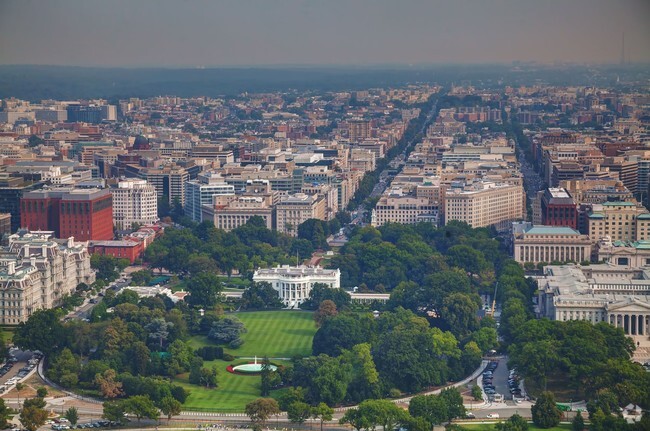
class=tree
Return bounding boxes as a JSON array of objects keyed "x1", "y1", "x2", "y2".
[
  {"x1": 572, "y1": 411, "x2": 585, "y2": 431},
  {"x1": 208, "y1": 316, "x2": 246, "y2": 345},
  {"x1": 314, "y1": 300, "x2": 338, "y2": 327},
  {"x1": 339, "y1": 408, "x2": 370, "y2": 431},
  {"x1": 0, "y1": 399, "x2": 10, "y2": 429},
  {"x1": 357, "y1": 399, "x2": 409, "y2": 431},
  {"x1": 496, "y1": 413, "x2": 529, "y2": 431},
  {"x1": 159, "y1": 396, "x2": 182, "y2": 422},
  {"x1": 409, "y1": 394, "x2": 449, "y2": 426},
  {"x1": 439, "y1": 388, "x2": 466, "y2": 421},
  {"x1": 471, "y1": 384, "x2": 483, "y2": 401},
  {"x1": 15, "y1": 383, "x2": 25, "y2": 408},
  {"x1": 287, "y1": 401, "x2": 311, "y2": 424},
  {"x1": 241, "y1": 282, "x2": 284, "y2": 310},
  {"x1": 48, "y1": 348, "x2": 80, "y2": 387},
  {"x1": 260, "y1": 357, "x2": 273, "y2": 396},
  {"x1": 95, "y1": 369, "x2": 124, "y2": 399},
  {"x1": 312, "y1": 402, "x2": 334, "y2": 431},
  {"x1": 146, "y1": 318, "x2": 174, "y2": 348},
  {"x1": 186, "y1": 272, "x2": 222, "y2": 307},
  {"x1": 19, "y1": 401, "x2": 49, "y2": 431},
  {"x1": 245, "y1": 398, "x2": 280, "y2": 427},
  {"x1": 531, "y1": 392, "x2": 561, "y2": 429},
  {"x1": 123, "y1": 395, "x2": 160, "y2": 422},
  {"x1": 13, "y1": 309, "x2": 64, "y2": 356},
  {"x1": 64, "y1": 407, "x2": 79, "y2": 426},
  {"x1": 36, "y1": 387, "x2": 47, "y2": 398},
  {"x1": 199, "y1": 366, "x2": 218, "y2": 388},
  {"x1": 103, "y1": 400, "x2": 127, "y2": 423}
]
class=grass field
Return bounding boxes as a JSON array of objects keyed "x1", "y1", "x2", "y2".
[
  {"x1": 459, "y1": 423, "x2": 572, "y2": 430},
  {"x1": 179, "y1": 311, "x2": 317, "y2": 410}
]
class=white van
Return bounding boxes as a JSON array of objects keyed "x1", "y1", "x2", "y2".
[{"x1": 487, "y1": 413, "x2": 500, "y2": 419}]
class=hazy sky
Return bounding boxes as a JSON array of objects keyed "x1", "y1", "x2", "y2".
[{"x1": 1, "y1": 0, "x2": 648, "y2": 67}]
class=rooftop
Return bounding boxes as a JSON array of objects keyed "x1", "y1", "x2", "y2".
[{"x1": 525, "y1": 226, "x2": 581, "y2": 235}]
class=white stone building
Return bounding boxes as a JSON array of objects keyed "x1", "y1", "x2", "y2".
[
  {"x1": 537, "y1": 264, "x2": 650, "y2": 345},
  {"x1": 444, "y1": 181, "x2": 525, "y2": 230},
  {"x1": 0, "y1": 231, "x2": 95, "y2": 325},
  {"x1": 252, "y1": 265, "x2": 341, "y2": 308},
  {"x1": 513, "y1": 225, "x2": 592, "y2": 265},
  {"x1": 112, "y1": 179, "x2": 159, "y2": 230}
]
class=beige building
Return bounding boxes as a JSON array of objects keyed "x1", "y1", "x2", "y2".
[
  {"x1": 0, "y1": 231, "x2": 95, "y2": 325},
  {"x1": 205, "y1": 195, "x2": 274, "y2": 232},
  {"x1": 276, "y1": 193, "x2": 326, "y2": 235},
  {"x1": 444, "y1": 182, "x2": 525, "y2": 230},
  {"x1": 597, "y1": 238, "x2": 650, "y2": 268},
  {"x1": 513, "y1": 225, "x2": 592, "y2": 265},
  {"x1": 371, "y1": 190, "x2": 439, "y2": 227},
  {"x1": 587, "y1": 202, "x2": 650, "y2": 243}
]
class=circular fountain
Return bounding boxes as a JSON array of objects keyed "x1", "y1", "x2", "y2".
[{"x1": 230, "y1": 356, "x2": 277, "y2": 375}]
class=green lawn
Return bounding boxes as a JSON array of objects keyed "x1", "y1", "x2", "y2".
[
  {"x1": 459, "y1": 423, "x2": 572, "y2": 430},
  {"x1": 178, "y1": 311, "x2": 317, "y2": 411},
  {"x1": 189, "y1": 310, "x2": 317, "y2": 358}
]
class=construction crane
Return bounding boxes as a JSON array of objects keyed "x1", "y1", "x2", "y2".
[{"x1": 486, "y1": 282, "x2": 498, "y2": 317}]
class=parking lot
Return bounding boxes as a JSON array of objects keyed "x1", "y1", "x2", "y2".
[
  {"x1": 0, "y1": 349, "x2": 41, "y2": 395},
  {"x1": 48, "y1": 419, "x2": 119, "y2": 430}
]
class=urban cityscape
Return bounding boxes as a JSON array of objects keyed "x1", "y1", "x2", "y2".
[{"x1": 0, "y1": 1, "x2": 649, "y2": 431}]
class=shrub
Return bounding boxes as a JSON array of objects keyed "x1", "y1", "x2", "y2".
[
  {"x1": 223, "y1": 353, "x2": 235, "y2": 362},
  {"x1": 196, "y1": 346, "x2": 224, "y2": 361},
  {"x1": 229, "y1": 338, "x2": 244, "y2": 349}
]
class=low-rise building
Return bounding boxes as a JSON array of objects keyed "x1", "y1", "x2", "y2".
[
  {"x1": 252, "y1": 265, "x2": 341, "y2": 307},
  {"x1": 537, "y1": 264, "x2": 650, "y2": 344},
  {"x1": 513, "y1": 225, "x2": 592, "y2": 265}
]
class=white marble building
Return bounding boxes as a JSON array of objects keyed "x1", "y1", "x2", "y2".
[
  {"x1": 537, "y1": 264, "x2": 650, "y2": 344},
  {"x1": 252, "y1": 265, "x2": 340, "y2": 308}
]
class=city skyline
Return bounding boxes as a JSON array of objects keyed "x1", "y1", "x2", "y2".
[{"x1": 0, "y1": 0, "x2": 649, "y2": 67}]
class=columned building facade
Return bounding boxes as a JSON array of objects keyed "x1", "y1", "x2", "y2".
[
  {"x1": 513, "y1": 225, "x2": 592, "y2": 264},
  {"x1": 252, "y1": 265, "x2": 340, "y2": 308},
  {"x1": 537, "y1": 264, "x2": 650, "y2": 347}
]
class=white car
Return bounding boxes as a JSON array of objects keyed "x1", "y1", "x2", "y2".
[{"x1": 487, "y1": 413, "x2": 500, "y2": 419}]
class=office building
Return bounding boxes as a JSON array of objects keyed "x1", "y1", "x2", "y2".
[
  {"x1": 275, "y1": 193, "x2": 326, "y2": 235},
  {"x1": 0, "y1": 176, "x2": 42, "y2": 233},
  {"x1": 444, "y1": 182, "x2": 525, "y2": 230},
  {"x1": 20, "y1": 187, "x2": 113, "y2": 241},
  {"x1": 588, "y1": 202, "x2": 650, "y2": 243},
  {"x1": 111, "y1": 179, "x2": 159, "y2": 230},
  {"x1": 184, "y1": 172, "x2": 235, "y2": 222},
  {"x1": 0, "y1": 231, "x2": 95, "y2": 325}
]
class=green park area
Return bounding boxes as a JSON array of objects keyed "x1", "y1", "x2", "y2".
[{"x1": 180, "y1": 311, "x2": 317, "y2": 411}]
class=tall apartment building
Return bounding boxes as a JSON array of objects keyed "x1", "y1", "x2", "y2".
[
  {"x1": 371, "y1": 191, "x2": 439, "y2": 227},
  {"x1": 588, "y1": 202, "x2": 650, "y2": 243},
  {"x1": 276, "y1": 193, "x2": 326, "y2": 235},
  {"x1": 348, "y1": 119, "x2": 372, "y2": 142},
  {"x1": 444, "y1": 182, "x2": 525, "y2": 230},
  {"x1": 0, "y1": 231, "x2": 95, "y2": 325},
  {"x1": 20, "y1": 187, "x2": 113, "y2": 241},
  {"x1": 112, "y1": 179, "x2": 159, "y2": 230},
  {"x1": 184, "y1": 172, "x2": 235, "y2": 222}
]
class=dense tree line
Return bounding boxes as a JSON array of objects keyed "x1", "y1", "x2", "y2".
[{"x1": 145, "y1": 218, "x2": 318, "y2": 279}]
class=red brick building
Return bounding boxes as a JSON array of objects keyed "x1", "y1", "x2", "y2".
[
  {"x1": 88, "y1": 239, "x2": 144, "y2": 263},
  {"x1": 541, "y1": 187, "x2": 578, "y2": 229},
  {"x1": 20, "y1": 188, "x2": 113, "y2": 241}
]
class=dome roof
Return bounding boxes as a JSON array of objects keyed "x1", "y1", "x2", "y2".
[{"x1": 132, "y1": 135, "x2": 150, "y2": 150}]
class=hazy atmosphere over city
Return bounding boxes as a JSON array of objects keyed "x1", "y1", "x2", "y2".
[
  {"x1": 1, "y1": 0, "x2": 649, "y2": 66},
  {"x1": 1, "y1": 2, "x2": 650, "y2": 431}
]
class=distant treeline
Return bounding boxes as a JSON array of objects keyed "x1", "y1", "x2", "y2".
[{"x1": 1, "y1": 64, "x2": 646, "y2": 101}]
